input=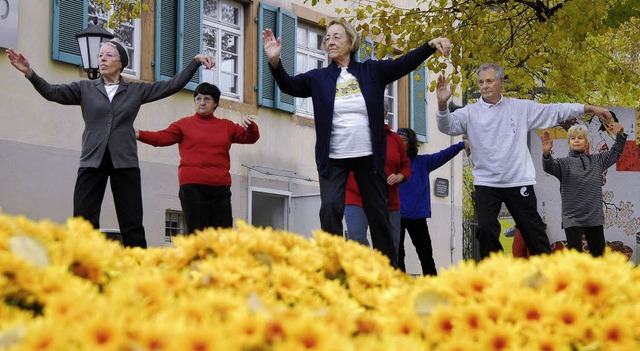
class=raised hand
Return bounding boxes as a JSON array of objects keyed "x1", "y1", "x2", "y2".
[
  {"x1": 428, "y1": 37, "x2": 452, "y2": 56},
  {"x1": 261, "y1": 29, "x2": 282, "y2": 67},
  {"x1": 6, "y1": 49, "x2": 33, "y2": 77},
  {"x1": 240, "y1": 114, "x2": 256, "y2": 129},
  {"x1": 436, "y1": 75, "x2": 454, "y2": 107},
  {"x1": 611, "y1": 122, "x2": 624, "y2": 135},
  {"x1": 541, "y1": 131, "x2": 553, "y2": 157},
  {"x1": 194, "y1": 54, "x2": 216, "y2": 69}
]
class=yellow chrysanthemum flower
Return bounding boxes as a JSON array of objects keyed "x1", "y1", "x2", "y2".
[{"x1": 2, "y1": 211, "x2": 640, "y2": 350}]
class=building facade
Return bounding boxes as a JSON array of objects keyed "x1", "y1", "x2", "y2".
[{"x1": 0, "y1": 0, "x2": 465, "y2": 274}]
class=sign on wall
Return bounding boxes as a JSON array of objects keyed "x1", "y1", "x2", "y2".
[
  {"x1": 533, "y1": 107, "x2": 640, "y2": 262},
  {"x1": 0, "y1": 0, "x2": 18, "y2": 49}
]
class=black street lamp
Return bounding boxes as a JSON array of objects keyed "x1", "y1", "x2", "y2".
[{"x1": 75, "y1": 22, "x2": 114, "y2": 79}]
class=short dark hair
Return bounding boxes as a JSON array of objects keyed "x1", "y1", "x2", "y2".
[
  {"x1": 396, "y1": 128, "x2": 418, "y2": 160},
  {"x1": 193, "y1": 83, "x2": 221, "y2": 106}
]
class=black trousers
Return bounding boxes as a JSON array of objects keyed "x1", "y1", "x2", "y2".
[
  {"x1": 399, "y1": 218, "x2": 437, "y2": 276},
  {"x1": 474, "y1": 185, "x2": 550, "y2": 259},
  {"x1": 73, "y1": 149, "x2": 147, "y2": 248},
  {"x1": 565, "y1": 226, "x2": 605, "y2": 257},
  {"x1": 179, "y1": 184, "x2": 232, "y2": 235},
  {"x1": 319, "y1": 156, "x2": 397, "y2": 268}
]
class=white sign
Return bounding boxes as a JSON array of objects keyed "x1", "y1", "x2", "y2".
[{"x1": 0, "y1": 0, "x2": 18, "y2": 49}]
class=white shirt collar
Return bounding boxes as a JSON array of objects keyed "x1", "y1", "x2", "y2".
[{"x1": 478, "y1": 95, "x2": 505, "y2": 108}]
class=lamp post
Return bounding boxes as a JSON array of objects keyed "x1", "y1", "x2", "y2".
[{"x1": 75, "y1": 22, "x2": 114, "y2": 80}]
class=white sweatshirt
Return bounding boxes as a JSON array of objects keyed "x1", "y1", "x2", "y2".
[{"x1": 436, "y1": 96, "x2": 584, "y2": 187}]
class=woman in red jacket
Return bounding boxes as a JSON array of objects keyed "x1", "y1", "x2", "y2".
[{"x1": 137, "y1": 83, "x2": 259, "y2": 234}]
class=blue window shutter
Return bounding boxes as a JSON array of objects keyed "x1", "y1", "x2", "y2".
[
  {"x1": 155, "y1": 0, "x2": 178, "y2": 81},
  {"x1": 179, "y1": 0, "x2": 202, "y2": 90},
  {"x1": 51, "y1": 0, "x2": 86, "y2": 65},
  {"x1": 275, "y1": 8, "x2": 296, "y2": 113},
  {"x1": 410, "y1": 64, "x2": 428, "y2": 142},
  {"x1": 355, "y1": 38, "x2": 373, "y2": 63},
  {"x1": 257, "y1": 3, "x2": 278, "y2": 108}
]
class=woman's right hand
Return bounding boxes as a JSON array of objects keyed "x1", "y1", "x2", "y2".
[
  {"x1": 261, "y1": 29, "x2": 282, "y2": 67},
  {"x1": 6, "y1": 49, "x2": 33, "y2": 77}
]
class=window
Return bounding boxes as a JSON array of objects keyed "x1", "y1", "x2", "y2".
[
  {"x1": 51, "y1": 0, "x2": 141, "y2": 71},
  {"x1": 155, "y1": 0, "x2": 245, "y2": 93},
  {"x1": 88, "y1": 0, "x2": 141, "y2": 78},
  {"x1": 295, "y1": 24, "x2": 326, "y2": 117},
  {"x1": 367, "y1": 44, "x2": 399, "y2": 131},
  {"x1": 201, "y1": 0, "x2": 244, "y2": 101},
  {"x1": 165, "y1": 210, "x2": 185, "y2": 244}
]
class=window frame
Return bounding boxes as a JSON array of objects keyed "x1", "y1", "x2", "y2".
[
  {"x1": 165, "y1": 209, "x2": 185, "y2": 244},
  {"x1": 294, "y1": 23, "x2": 327, "y2": 118},
  {"x1": 201, "y1": 0, "x2": 244, "y2": 101},
  {"x1": 87, "y1": 0, "x2": 142, "y2": 79}
]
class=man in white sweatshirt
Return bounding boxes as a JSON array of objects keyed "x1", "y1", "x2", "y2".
[{"x1": 435, "y1": 63, "x2": 612, "y2": 259}]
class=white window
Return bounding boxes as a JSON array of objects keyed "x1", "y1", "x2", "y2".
[
  {"x1": 201, "y1": 0, "x2": 244, "y2": 101},
  {"x1": 165, "y1": 210, "x2": 185, "y2": 245},
  {"x1": 384, "y1": 82, "x2": 398, "y2": 130},
  {"x1": 373, "y1": 51, "x2": 398, "y2": 130},
  {"x1": 295, "y1": 24, "x2": 327, "y2": 117},
  {"x1": 88, "y1": 0, "x2": 141, "y2": 79}
]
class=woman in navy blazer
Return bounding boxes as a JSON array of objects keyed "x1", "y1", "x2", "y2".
[
  {"x1": 262, "y1": 19, "x2": 451, "y2": 267},
  {"x1": 7, "y1": 43, "x2": 214, "y2": 248}
]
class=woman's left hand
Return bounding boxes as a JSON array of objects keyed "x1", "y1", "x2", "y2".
[
  {"x1": 195, "y1": 54, "x2": 216, "y2": 69},
  {"x1": 428, "y1": 37, "x2": 452, "y2": 56},
  {"x1": 240, "y1": 114, "x2": 256, "y2": 129},
  {"x1": 387, "y1": 173, "x2": 405, "y2": 185}
]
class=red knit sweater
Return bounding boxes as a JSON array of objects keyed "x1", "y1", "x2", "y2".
[
  {"x1": 345, "y1": 125, "x2": 411, "y2": 210},
  {"x1": 138, "y1": 113, "x2": 259, "y2": 186}
]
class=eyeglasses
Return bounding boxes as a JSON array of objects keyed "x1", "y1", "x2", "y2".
[
  {"x1": 194, "y1": 96, "x2": 214, "y2": 103},
  {"x1": 324, "y1": 34, "x2": 344, "y2": 44},
  {"x1": 98, "y1": 52, "x2": 119, "y2": 60}
]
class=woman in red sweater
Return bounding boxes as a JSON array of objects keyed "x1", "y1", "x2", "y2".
[{"x1": 137, "y1": 83, "x2": 259, "y2": 234}]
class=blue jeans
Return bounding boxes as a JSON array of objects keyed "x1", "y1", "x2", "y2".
[{"x1": 345, "y1": 205, "x2": 400, "y2": 252}]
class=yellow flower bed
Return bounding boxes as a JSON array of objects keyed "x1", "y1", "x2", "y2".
[{"x1": 0, "y1": 211, "x2": 639, "y2": 350}]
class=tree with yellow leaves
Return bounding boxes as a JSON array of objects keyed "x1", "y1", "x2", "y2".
[{"x1": 309, "y1": 0, "x2": 640, "y2": 107}]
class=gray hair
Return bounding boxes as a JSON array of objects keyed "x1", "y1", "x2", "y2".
[
  {"x1": 323, "y1": 19, "x2": 360, "y2": 57},
  {"x1": 477, "y1": 63, "x2": 505, "y2": 80},
  {"x1": 567, "y1": 124, "x2": 590, "y2": 145}
]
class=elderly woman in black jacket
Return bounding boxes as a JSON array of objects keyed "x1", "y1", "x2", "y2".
[
  {"x1": 262, "y1": 19, "x2": 451, "y2": 267},
  {"x1": 7, "y1": 43, "x2": 214, "y2": 248}
]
